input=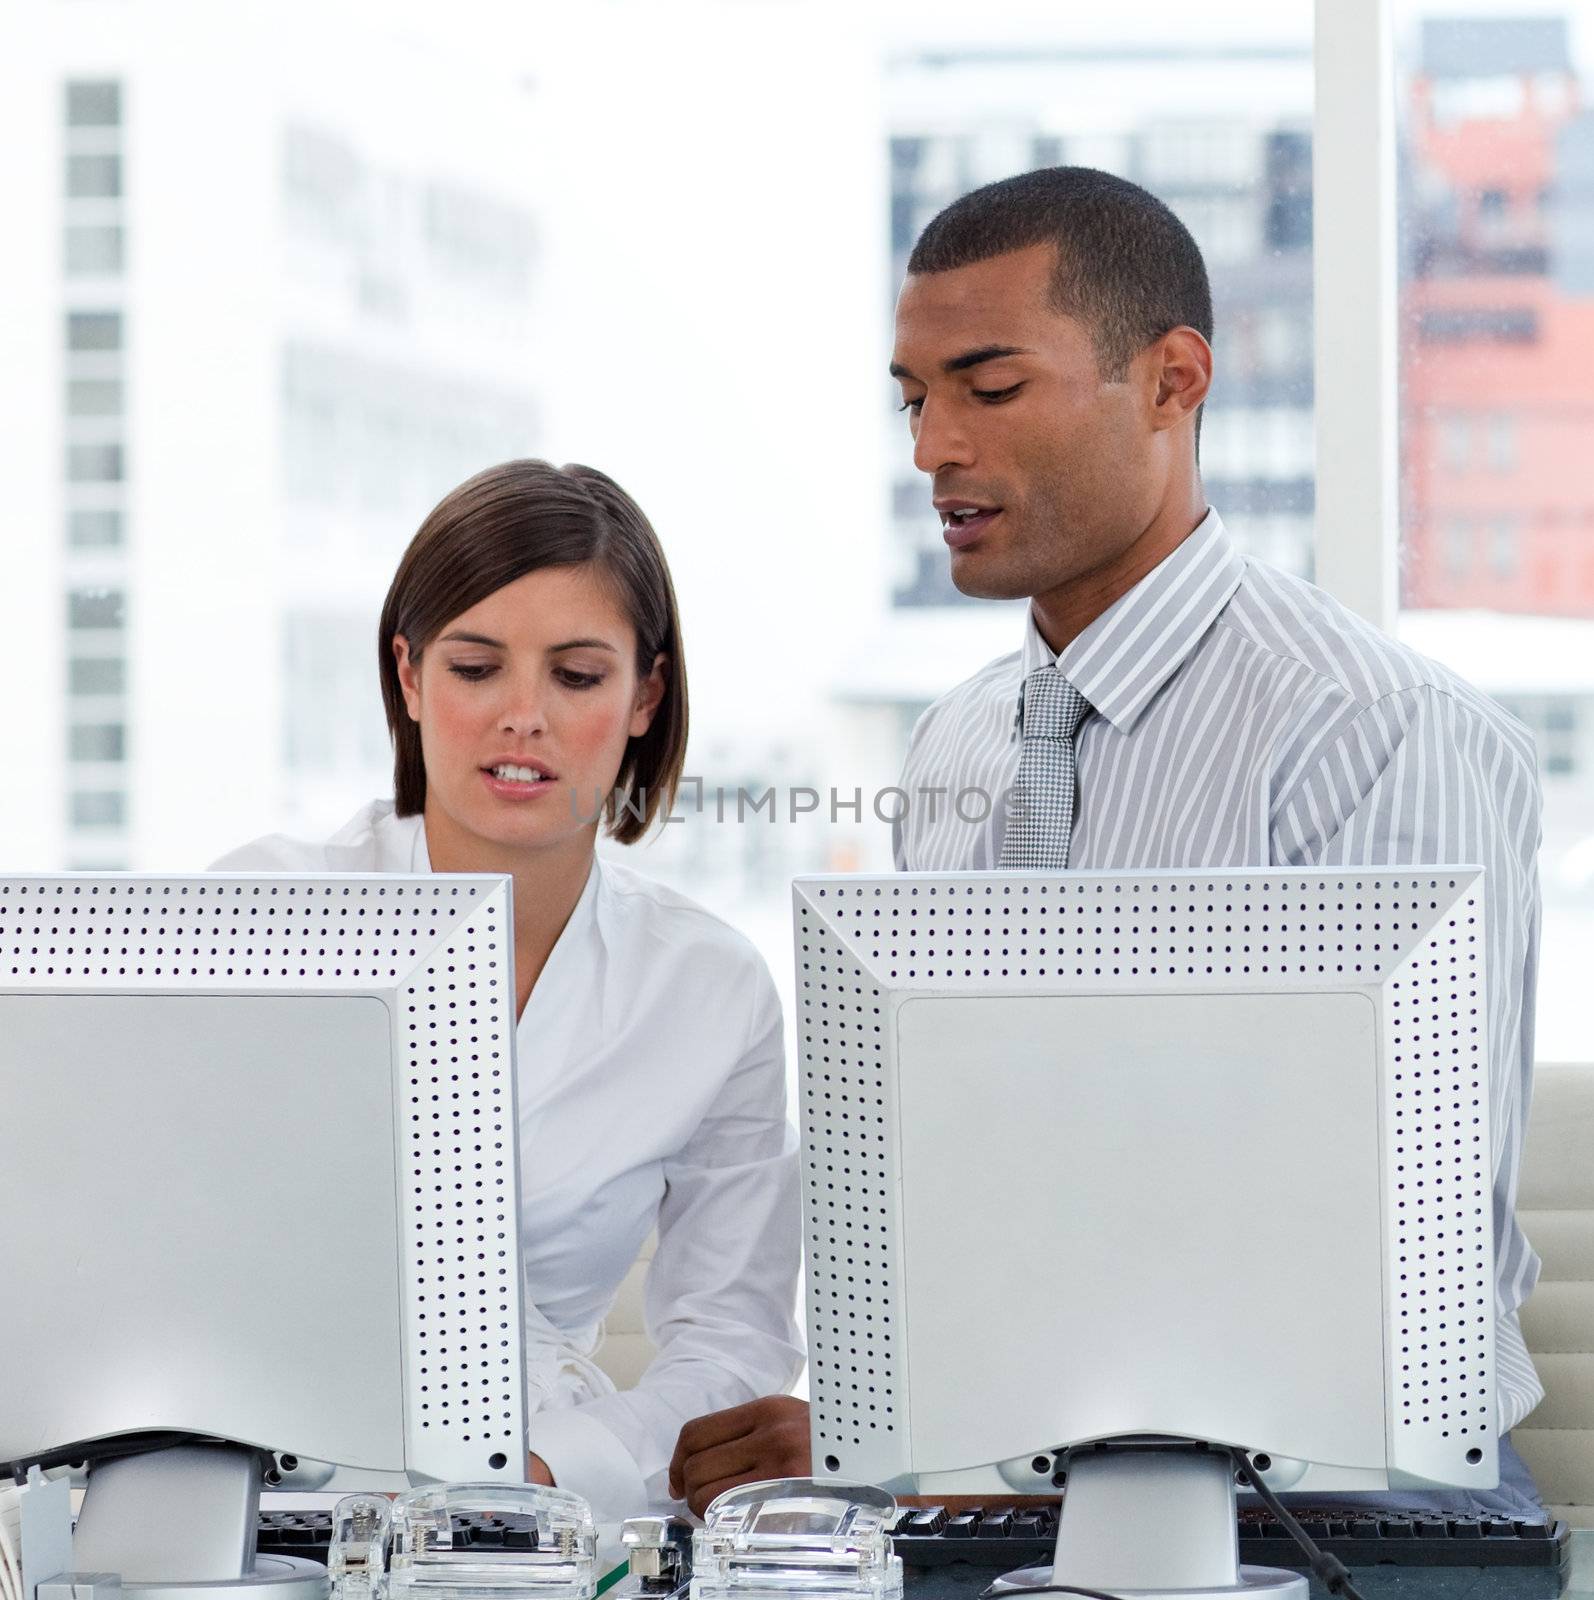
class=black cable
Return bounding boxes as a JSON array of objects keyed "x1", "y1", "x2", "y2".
[
  {"x1": 1226, "y1": 1447, "x2": 1368, "y2": 1600},
  {"x1": 5, "y1": 1432, "x2": 265, "y2": 1486}
]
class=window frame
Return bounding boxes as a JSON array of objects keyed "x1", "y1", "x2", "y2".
[{"x1": 1312, "y1": 0, "x2": 1400, "y2": 631}]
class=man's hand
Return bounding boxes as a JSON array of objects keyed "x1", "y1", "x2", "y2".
[{"x1": 668, "y1": 1397, "x2": 810, "y2": 1517}]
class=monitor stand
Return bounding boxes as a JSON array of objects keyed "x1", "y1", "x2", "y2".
[
  {"x1": 67, "y1": 1443, "x2": 327, "y2": 1600},
  {"x1": 988, "y1": 1443, "x2": 1306, "y2": 1600}
]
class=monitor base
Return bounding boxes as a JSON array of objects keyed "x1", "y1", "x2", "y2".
[
  {"x1": 988, "y1": 1443, "x2": 1309, "y2": 1600},
  {"x1": 127, "y1": 1554, "x2": 329, "y2": 1600},
  {"x1": 67, "y1": 1443, "x2": 328, "y2": 1600},
  {"x1": 990, "y1": 1560, "x2": 1306, "y2": 1600}
]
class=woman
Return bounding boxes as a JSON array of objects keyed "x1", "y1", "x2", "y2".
[{"x1": 214, "y1": 460, "x2": 802, "y2": 1517}]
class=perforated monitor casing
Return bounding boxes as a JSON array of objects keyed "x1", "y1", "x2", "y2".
[
  {"x1": 795, "y1": 869, "x2": 1495, "y2": 1497},
  {"x1": 0, "y1": 873, "x2": 526, "y2": 1491}
]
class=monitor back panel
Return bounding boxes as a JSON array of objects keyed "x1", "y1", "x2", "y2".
[
  {"x1": 793, "y1": 868, "x2": 1494, "y2": 1497},
  {"x1": 0, "y1": 874, "x2": 526, "y2": 1489}
]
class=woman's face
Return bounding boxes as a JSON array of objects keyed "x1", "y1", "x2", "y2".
[{"x1": 393, "y1": 563, "x2": 666, "y2": 860}]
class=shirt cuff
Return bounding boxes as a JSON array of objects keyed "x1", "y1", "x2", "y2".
[{"x1": 528, "y1": 1407, "x2": 649, "y2": 1521}]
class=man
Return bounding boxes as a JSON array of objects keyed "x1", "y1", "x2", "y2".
[{"x1": 671, "y1": 165, "x2": 1544, "y2": 1517}]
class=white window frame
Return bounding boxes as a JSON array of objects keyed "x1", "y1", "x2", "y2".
[{"x1": 1312, "y1": 0, "x2": 1400, "y2": 631}]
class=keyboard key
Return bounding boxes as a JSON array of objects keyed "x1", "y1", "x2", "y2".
[{"x1": 943, "y1": 1512, "x2": 983, "y2": 1538}]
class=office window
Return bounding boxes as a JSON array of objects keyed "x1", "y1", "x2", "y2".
[
  {"x1": 1488, "y1": 516, "x2": 1518, "y2": 578},
  {"x1": 1256, "y1": 306, "x2": 1311, "y2": 372},
  {"x1": 1397, "y1": 4, "x2": 1594, "y2": 1060},
  {"x1": 70, "y1": 791, "x2": 125, "y2": 829},
  {"x1": 67, "y1": 154, "x2": 122, "y2": 200},
  {"x1": 69, "y1": 657, "x2": 125, "y2": 695},
  {"x1": 1265, "y1": 129, "x2": 1314, "y2": 249},
  {"x1": 1496, "y1": 693, "x2": 1583, "y2": 779},
  {"x1": 67, "y1": 378, "x2": 123, "y2": 417},
  {"x1": 1442, "y1": 516, "x2": 1473, "y2": 579},
  {"x1": 66, "y1": 312, "x2": 122, "y2": 352},
  {"x1": 67, "y1": 443, "x2": 124, "y2": 483},
  {"x1": 1487, "y1": 412, "x2": 1517, "y2": 472},
  {"x1": 68, "y1": 588, "x2": 124, "y2": 631},
  {"x1": 281, "y1": 610, "x2": 392, "y2": 777},
  {"x1": 1418, "y1": 306, "x2": 1538, "y2": 342},
  {"x1": 1437, "y1": 412, "x2": 1471, "y2": 471},
  {"x1": 65, "y1": 81, "x2": 121, "y2": 127},
  {"x1": 65, "y1": 225, "x2": 124, "y2": 277},
  {"x1": 69, "y1": 723, "x2": 126, "y2": 762},
  {"x1": 67, "y1": 508, "x2": 123, "y2": 548}
]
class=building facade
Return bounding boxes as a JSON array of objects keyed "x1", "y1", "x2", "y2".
[{"x1": 2, "y1": 1, "x2": 541, "y2": 871}]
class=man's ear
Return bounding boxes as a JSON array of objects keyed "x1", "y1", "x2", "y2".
[
  {"x1": 1147, "y1": 325, "x2": 1213, "y2": 431},
  {"x1": 630, "y1": 653, "x2": 668, "y2": 738},
  {"x1": 393, "y1": 635, "x2": 423, "y2": 723}
]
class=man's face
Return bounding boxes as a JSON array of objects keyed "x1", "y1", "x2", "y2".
[{"x1": 891, "y1": 242, "x2": 1168, "y2": 601}]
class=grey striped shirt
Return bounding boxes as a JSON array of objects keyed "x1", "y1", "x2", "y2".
[{"x1": 895, "y1": 509, "x2": 1545, "y2": 1434}]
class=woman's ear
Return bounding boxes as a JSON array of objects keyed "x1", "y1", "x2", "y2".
[
  {"x1": 393, "y1": 635, "x2": 423, "y2": 723},
  {"x1": 630, "y1": 653, "x2": 667, "y2": 738}
]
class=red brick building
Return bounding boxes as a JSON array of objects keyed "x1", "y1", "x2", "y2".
[{"x1": 1402, "y1": 20, "x2": 1594, "y2": 614}]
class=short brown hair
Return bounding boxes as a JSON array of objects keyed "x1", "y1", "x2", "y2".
[{"x1": 378, "y1": 459, "x2": 688, "y2": 844}]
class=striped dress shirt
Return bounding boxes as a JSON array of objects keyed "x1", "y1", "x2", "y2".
[{"x1": 894, "y1": 509, "x2": 1545, "y2": 1433}]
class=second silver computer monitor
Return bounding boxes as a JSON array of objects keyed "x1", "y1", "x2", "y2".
[{"x1": 794, "y1": 866, "x2": 1496, "y2": 1500}]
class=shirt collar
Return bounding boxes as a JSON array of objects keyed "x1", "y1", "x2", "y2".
[{"x1": 1019, "y1": 508, "x2": 1245, "y2": 734}]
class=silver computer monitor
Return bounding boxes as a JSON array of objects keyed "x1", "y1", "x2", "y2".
[
  {"x1": 0, "y1": 872, "x2": 527, "y2": 1600},
  {"x1": 794, "y1": 867, "x2": 1495, "y2": 1599}
]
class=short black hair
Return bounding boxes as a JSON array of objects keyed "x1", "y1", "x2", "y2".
[{"x1": 907, "y1": 166, "x2": 1213, "y2": 382}]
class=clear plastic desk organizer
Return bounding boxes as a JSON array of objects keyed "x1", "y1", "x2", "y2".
[
  {"x1": 690, "y1": 1480, "x2": 902, "y2": 1600},
  {"x1": 328, "y1": 1484, "x2": 597, "y2": 1600}
]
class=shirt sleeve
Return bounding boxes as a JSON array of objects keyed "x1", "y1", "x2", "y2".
[
  {"x1": 534, "y1": 957, "x2": 803, "y2": 1511},
  {"x1": 1270, "y1": 684, "x2": 1544, "y2": 1416}
]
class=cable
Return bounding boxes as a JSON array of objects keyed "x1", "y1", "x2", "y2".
[
  {"x1": 4, "y1": 1431, "x2": 256, "y2": 1486},
  {"x1": 1226, "y1": 1447, "x2": 1368, "y2": 1600},
  {"x1": 3, "y1": 1430, "x2": 191, "y2": 1485}
]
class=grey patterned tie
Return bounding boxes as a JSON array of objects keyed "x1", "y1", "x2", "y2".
[{"x1": 999, "y1": 667, "x2": 1091, "y2": 869}]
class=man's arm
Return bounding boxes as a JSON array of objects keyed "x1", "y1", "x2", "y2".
[
  {"x1": 668, "y1": 1396, "x2": 811, "y2": 1517},
  {"x1": 1272, "y1": 681, "x2": 1545, "y2": 1426}
]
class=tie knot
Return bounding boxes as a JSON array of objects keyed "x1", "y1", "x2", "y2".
[{"x1": 1020, "y1": 668, "x2": 1089, "y2": 741}]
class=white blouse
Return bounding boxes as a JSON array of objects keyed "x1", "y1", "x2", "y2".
[{"x1": 212, "y1": 800, "x2": 803, "y2": 1517}]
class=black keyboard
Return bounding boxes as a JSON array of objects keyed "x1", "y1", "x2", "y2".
[
  {"x1": 889, "y1": 1503, "x2": 1571, "y2": 1572},
  {"x1": 257, "y1": 1510, "x2": 538, "y2": 1560},
  {"x1": 261, "y1": 1503, "x2": 1571, "y2": 1574}
]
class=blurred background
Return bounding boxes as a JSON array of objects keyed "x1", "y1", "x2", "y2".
[{"x1": 5, "y1": 0, "x2": 1591, "y2": 1058}]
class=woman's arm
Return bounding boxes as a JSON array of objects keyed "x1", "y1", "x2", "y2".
[{"x1": 527, "y1": 959, "x2": 803, "y2": 1512}]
